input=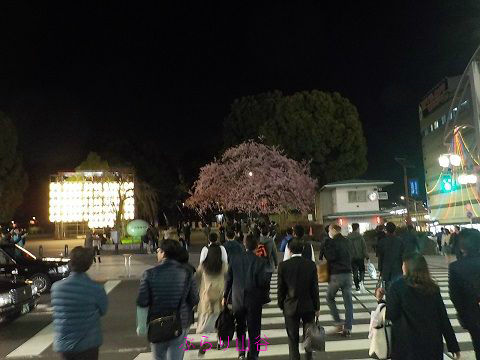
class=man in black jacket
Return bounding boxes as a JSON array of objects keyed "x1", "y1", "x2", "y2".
[
  {"x1": 377, "y1": 222, "x2": 404, "y2": 290},
  {"x1": 223, "y1": 234, "x2": 268, "y2": 360},
  {"x1": 347, "y1": 223, "x2": 369, "y2": 292},
  {"x1": 278, "y1": 239, "x2": 320, "y2": 360},
  {"x1": 449, "y1": 228, "x2": 480, "y2": 359},
  {"x1": 325, "y1": 224, "x2": 353, "y2": 337}
]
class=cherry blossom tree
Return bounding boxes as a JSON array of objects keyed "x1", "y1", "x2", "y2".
[{"x1": 186, "y1": 141, "x2": 317, "y2": 214}]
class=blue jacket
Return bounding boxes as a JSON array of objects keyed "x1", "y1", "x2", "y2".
[
  {"x1": 137, "y1": 259, "x2": 199, "y2": 329},
  {"x1": 51, "y1": 272, "x2": 108, "y2": 353}
]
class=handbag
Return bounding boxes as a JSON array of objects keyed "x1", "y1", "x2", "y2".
[
  {"x1": 147, "y1": 272, "x2": 191, "y2": 343},
  {"x1": 368, "y1": 304, "x2": 392, "y2": 359},
  {"x1": 317, "y1": 262, "x2": 329, "y2": 283},
  {"x1": 367, "y1": 260, "x2": 378, "y2": 280},
  {"x1": 215, "y1": 305, "x2": 235, "y2": 346},
  {"x1": 304, "y1": 317, "x2": 326, "y2": 352}
]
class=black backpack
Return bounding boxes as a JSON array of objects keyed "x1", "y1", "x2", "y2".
[{"x1": 215, "y1": 306, "x2": 235, "y2": 346}]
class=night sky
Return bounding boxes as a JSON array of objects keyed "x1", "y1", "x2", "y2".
[{"x1": 1, "y1": 1, "x2": 480, "y2": 221}]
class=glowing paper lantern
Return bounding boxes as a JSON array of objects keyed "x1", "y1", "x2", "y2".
[{"x1": 126, "y1": 219, "x2": 149, "y2": 237}]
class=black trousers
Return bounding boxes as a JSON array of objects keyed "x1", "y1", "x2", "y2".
[
  {"x1": 285, "y1": 312, "x2": 315, "y2": 360},
  {"x1": 61, "y1": 347, "x2": 99, "y2": 360},
  {"x1": 351, "y1": 258, "x2": 365, "y2": 289},
  {"x1": 469, "y1": 326, "x2": 480, "y2": 360},
  {"x1": 234, "y1": 304, "x2": 263, "y2": 359}
]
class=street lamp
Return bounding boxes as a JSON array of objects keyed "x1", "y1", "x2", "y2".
[
  {"x1": 400, "y1": 196, "x2": 405, "y2": 201},
  {"x1": 395, "y1": 157, "x2": 414, "y2": 225},
  {"x1": 248, "y1": 171, "x2": 253, "y2": 177},
  {"x1": 438, "y1": 153, "x2": 461, "y2": 167}
]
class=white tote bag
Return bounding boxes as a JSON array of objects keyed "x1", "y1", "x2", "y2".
[
  {"x1": 367, "y1": 260, "x2": 378, "y2": 280},
  {"x1": 368, "y1": 304, "x2": 392, "y2": 359}
]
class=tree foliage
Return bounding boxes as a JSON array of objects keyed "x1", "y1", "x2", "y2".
[
  {"x1": 76, "y1": 152, "x2": 110, "y2": 171},
  {"x1": 0, "y1": 112, "x2": 28, "y2": 222},
  {"x1": 223, "y1": 90, "x2": 368, "y2": 185},
  {"x1": 186, "y1": 141, "x2": 317, "y2": 214}
]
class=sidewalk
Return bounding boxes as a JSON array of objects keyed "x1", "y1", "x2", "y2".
[{"x1": 85, "y1": 252, "x2": 202, "y2": 281}]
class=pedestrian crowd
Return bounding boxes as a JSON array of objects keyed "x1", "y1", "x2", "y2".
[
  {"x1": 0, "y1": 225, "x2": 28, "y2": 246},
  {"x1": 49, "y1": 219, "x2": 480, "y2": 360}
]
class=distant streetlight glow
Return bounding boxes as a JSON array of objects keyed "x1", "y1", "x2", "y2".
[
  {"x1": 450, "y1": 154, "x2": 461, "y2": 167},
  {"x1": 248, "y1": 171, "x2": 253, "y2": 177},
  {"x1": 400, "y1": 196, "x2": 405, "y2": 200},
  {"x1": 438, "y1": 155, "x2": 450, "y2": 168}
]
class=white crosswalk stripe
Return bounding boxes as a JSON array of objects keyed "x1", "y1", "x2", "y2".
[{"x1": 136, "y1": 269, "x2": 475, "y2": 360}]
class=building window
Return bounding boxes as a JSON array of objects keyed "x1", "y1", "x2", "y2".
[
  {"x1": 430, "y1": 124, "x2": 434, "y2": 132},
  {"x1": 348, "y1": 190, "x2": 367, "y2": 203},
  {"x1": 434, "y1": 120, "x2": 439, "y2": 129},
  {"x1": 441, "y1": 115, "x2": 446, "y2": 125}
]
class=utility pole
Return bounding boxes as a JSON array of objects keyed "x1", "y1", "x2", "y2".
[{"x1": 395, "y1": 157, "x2": 414, "y2": 225}]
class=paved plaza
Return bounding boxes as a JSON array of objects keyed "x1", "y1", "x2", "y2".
[{"x1": 0, "y1": 252, "x2": 477, "y2": 360}]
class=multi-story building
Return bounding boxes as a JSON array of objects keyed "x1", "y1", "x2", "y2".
[
  {"x1": 315, "y1": 179, "x2": 393, "y2": 234},
  {"x1": 421, "y1": 48, "x2": 480, "y2": 226}
]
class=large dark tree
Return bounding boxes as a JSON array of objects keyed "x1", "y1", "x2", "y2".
[
  {"x1": 223, "y1": 90, "x2": 368, "y2": 185},
  {"x1": 0, "y1": 112, "x2": 28, "y2": 222}
]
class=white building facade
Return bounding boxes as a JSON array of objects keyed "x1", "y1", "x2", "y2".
[{"x1": 316, "y1": 180, "x2": 393, "y2": 234}]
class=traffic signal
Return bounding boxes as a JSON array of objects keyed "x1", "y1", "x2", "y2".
[{"x1": 441, "y1": 173, "x2": 454, "y2": 192}]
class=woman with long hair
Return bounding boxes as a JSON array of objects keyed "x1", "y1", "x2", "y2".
[
  {"x1": 386, "y1": 253, "x2": 460, "y2": 359},
  {"x1": 196, "y1": 243, "x2": 228, "y2": 354}
]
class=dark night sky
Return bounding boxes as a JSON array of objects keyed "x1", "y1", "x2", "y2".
[{"x1": 1, "y1": 1, "x2": 480, "y2": 221}]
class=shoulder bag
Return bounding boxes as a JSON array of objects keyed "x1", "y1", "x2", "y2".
[
  {"x1": 317, "y1": 262, "x2": 329, "y2": 283},
  {"x1": 147, "y1": 271, "x2": 191, "y2": 343},
  {"x1": 368, "y1": 303, "x2": 392, "y2": 359}
]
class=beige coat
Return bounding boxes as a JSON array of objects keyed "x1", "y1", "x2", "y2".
[{"x1": 195, "y1": 262, "x2": 228, "y2": 333}]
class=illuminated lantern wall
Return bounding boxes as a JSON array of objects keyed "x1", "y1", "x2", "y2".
[{"x1": 49, "y1": 178, "x2": 135, "y2": 229}]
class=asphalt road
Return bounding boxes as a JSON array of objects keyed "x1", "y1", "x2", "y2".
[{"x1": 1, "y1": 250, "x2": 476, "y2": 360}]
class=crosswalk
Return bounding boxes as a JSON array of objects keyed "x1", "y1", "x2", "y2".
[
  {"x1": 134, "y1": 269, "x2": 476, "y2": 360},
  {"x1": 2, "y1": 268, "x2": 476, "y2": 359}
]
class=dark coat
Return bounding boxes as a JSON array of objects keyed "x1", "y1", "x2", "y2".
[
  {"x1": 260, "y1": 235, "x2": 278, "y2": 272},
  {"x1": 449, "y1": 233, "x2": 463, "y2": 259},
  {"x1": 347, "y1": 232, "x2": 368, "y2": 260},
  {"x1": 51, "y1": 273, "x2": 108, "y2": 353},
  {"x1": 324, "y1": 234, "x2": 351, "y2": 275},
  {"x1": 449, "y1": 255, "x2": 480, "y2": 330},
  {"x1": 137, "y1": 259, "x2": 199, "y2": 329},
  {"x1": 224, "y1": 251, "x2": 268, "y2": 312},
  {"x1": 378, "y1": 234, "x2": 404, "y2": 282},
  {"x1": 223, "y1": 239, "x2": 245, "y2": 263},
  {"x1": 277, "y1": 256, "x2": 320, "y2": 317},
  {"x1": 386, "y1": 278, "x2": 460, "y2": 360}
]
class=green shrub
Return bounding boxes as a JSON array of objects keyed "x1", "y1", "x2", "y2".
[{"x1": 121, "y1": 236, "x2": 142, "y2": 244}]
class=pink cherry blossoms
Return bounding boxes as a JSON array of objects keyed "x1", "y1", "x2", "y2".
[{"x1": 186, "y1": 141, "x2": 317, "y2": 214}]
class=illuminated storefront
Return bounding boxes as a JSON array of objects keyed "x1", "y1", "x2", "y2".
[{"x1": 49, "y1": 171, "x2": 135, "y2": 238}]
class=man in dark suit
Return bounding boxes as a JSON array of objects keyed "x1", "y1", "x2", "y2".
[
  {"x1": 377, "y1": 222, "x2": 404, "y2": 290},
  {"x1": 449, "y1": 228, "x2": 480, "y2": 359},
  {"x1": 278, "y1": 239, "x2": 320, "y2": 360},
  {"x1": 223, "y1": 234, "x2": 268, "y2": 360}
]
